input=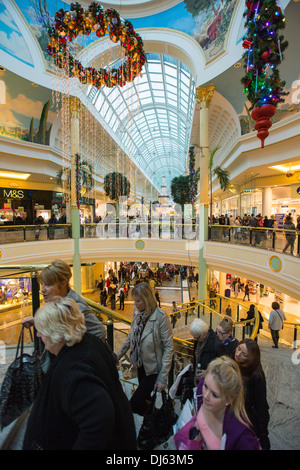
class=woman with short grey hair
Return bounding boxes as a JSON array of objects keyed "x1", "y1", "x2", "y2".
[{"x1": 23, "y1": 297, "x2": 136, "y2": 450}]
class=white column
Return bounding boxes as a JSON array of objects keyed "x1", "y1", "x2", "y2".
[
  {"x1": 195, "y1": 85, "x2": 215, "y2": 301},
  {"x1": 70, "y1": 96, "x2": 82, "y2": 295},
  {"x1": 262, "y1": 187, "x2": 272, "y2": 216}
]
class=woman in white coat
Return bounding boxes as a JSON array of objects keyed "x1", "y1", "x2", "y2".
[{"x1": 117, "y1": 282, "x2": 173, "y2": 416}]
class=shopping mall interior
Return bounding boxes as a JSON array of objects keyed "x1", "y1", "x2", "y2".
[{"x1": 0, "y1": 0, "x2": 300, "y2": 451}]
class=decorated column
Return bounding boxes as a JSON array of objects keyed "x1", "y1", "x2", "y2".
[
  {"x1": 70, "y1": 96, "x2": 82, "y2": 295},
  {"x1": 195, "y1": 84, "x2": 215, "y2": 300}
]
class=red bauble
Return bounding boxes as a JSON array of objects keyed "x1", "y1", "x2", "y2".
[
  {"x1": 261, "y1": 50, "x2": 271, "y2": 62},
  {"x1": 251, "y1": 104, "x2": 276, "y2": 148}
]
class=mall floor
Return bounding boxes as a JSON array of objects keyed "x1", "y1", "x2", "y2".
[{"x1": 1, "y1": 277, "x2": 300, "y2": 450}]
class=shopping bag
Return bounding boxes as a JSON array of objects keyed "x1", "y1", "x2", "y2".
[
  {"x1": 173, "y1": 398, "x2": 196, "y2": 435},
  {"x1": 173, "y1": 416, "x2": 202, "y2": 450},
  {"x1": 0, "y1": 325, "x2": 44, "y2": 429}
]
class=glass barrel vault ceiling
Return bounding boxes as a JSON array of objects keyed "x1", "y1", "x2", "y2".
[{"x1": 86, "y1": 53, "x2": 196, "y2": 192}]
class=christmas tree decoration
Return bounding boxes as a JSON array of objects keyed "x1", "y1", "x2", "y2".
[
  {"x1": 48, "y1": 2, "x2": 146, "y2": 89},
  {"x1": 241, "y1": 0, "x2": 288, "y2": 147}
]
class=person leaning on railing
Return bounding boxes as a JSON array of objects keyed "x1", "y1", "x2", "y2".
[{"x1": 23, "y1": 259, "x2": 106, "y2": 346}]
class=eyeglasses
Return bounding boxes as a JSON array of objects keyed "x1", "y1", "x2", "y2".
[{"x1": 216, "y1": 329, "x2": 227, "y2": 336}]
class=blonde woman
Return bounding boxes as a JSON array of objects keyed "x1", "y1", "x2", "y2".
[
  {"x1": 24, "y1": 259, "x2": 106, "y2": 342},
  {"x1": 117, "y1": 282, "x2": 173, "y2": 415},
  {"x1": 191, "y1": 356, "x2": 260, "y2": 450},
  {"x1": 23, "y1": 297, "x2": 136, "y2": 450}
]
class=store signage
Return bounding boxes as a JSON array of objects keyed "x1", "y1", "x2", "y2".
[{"x1": 2, "y1": 188, "x2": 25, "y2": 199}]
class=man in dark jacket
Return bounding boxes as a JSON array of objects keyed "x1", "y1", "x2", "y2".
[{"x1": 283, "y1": 215, "x2": 296, "y2": 254}]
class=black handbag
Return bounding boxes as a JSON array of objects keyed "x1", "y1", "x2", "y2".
[
  {"x1": 137, "y1": 390, "x2": 178, "y2": 450},
  {"x1": 0, "y1": 325, "x2": 44, "y2": 429},
  {"x1": 154, "y1": 390, "x2": 178, "y2": 444}
]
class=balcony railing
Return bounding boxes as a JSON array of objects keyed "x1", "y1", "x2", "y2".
[
  {"x1": 0, "y1": 222, "x2": 299, "y2": 257},
  {"x1": 209, "y1": 224, "x2": 300, "y2": 257}
]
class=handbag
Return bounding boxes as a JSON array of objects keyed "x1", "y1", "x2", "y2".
[
  {"x1": 0, "y1": 325, "x2": 44, "y2": 429},
  {"x1": 137, "y1": 390, "x2": 178, "y2": 450},
  {"x1": 153, "y1": 390, "x2": 178, "y2": 444}
]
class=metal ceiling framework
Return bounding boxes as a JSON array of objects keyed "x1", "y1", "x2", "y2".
[{"x1": 86, "y1": 52, "x2": 196, "y2": 193}]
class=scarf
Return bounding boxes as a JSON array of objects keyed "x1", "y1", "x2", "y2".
[{"x1": 130, "y1": 310, "x2": 149, "y2": 367}]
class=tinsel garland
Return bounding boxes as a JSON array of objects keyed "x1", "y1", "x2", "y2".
[
  {"x1": 241, "y1": 0, "x2": 288, "y2": 109},
  {"x1": 75, "y1": 153, "x2": 82, "y2": 208},
  {"x1": 188, "y1": 146, "x2": 196, "y2": 205},
  {"x1": 48, "y1": 2, "x2": 146, "y2": 88}
]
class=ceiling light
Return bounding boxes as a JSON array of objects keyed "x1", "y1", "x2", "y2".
[
  {"x1": 32, "y1": 83, "x2": 38, "y2": 87},
  {"x1": 0, "y1": 66, "x2": 5, "y2": 71},
  {"x1": 234, "y1": 62, "x2": 241, "y2": 68},
  {"x1": 0, "y1": 171, "x2": 31, "y2": 180},
  {"x1": 270, "y1": 164, "x2": 300, "y2": 173}
]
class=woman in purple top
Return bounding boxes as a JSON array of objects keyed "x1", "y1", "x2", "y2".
[{"x1": 193, "y1": 357, "x2": 260, "y2": 450}]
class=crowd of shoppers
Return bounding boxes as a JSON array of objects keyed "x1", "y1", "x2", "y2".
[{"x1": 210, "y1": 212, "x2": 300, "y2": 254}]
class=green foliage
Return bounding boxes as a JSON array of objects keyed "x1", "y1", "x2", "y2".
[
  {"x1": 56, "y1": 157, "x2": 94, "y2": 193},
  {"x1": 103, "y1": 171, "x2": 130, "y2": 201},
  {"x1": 171, "y1": 175, "x2": 191, "y2": 208}
]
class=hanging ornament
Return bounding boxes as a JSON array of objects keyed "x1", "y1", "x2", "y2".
[
  {"x1": 241, "y1": 0, "x2": 288, "y2": 147},
  {"x1": 251, "y1": 103, "x2": 276, "y2": 148},
  {"x1": 48, "y1": 2, "x2": 146, "y2": 89}
]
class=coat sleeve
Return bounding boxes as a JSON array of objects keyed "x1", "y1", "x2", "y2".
[{"x1": 156, "y1": 312, "x2": 174, "y2": 387}]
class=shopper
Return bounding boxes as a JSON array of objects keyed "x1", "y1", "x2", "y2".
[
  {"x1": 234, "y1": 339, "x2": 270, "y2": 450},
  {"x1": 117, "y1": 282, "x2": 173, "y2": 417},
  {"x1": 190, "y1": 318, "x2": 223, "y2": 382},
  {"x1": 23, "y1": 297, "x2": 136, "y2": 450},
  {"x1": 282, "y1": 215, "x2": 296, "y2": 255},
  {"x1": 118, "y1": 288, "x2": 125, "y2": 310},
  {"x1": 216, "y1": 318, "x2": 238, "y2": 358},
  {"x1": 268, "y1": 301, "x2": 286, "y2": 348},
  {"x1": 243, "y1": 283, "x2": 250, "y2": 301},
  {"x1": 24, "y1": 259, "x2": 106, "y2": 342},
  {"x1": 189, "y1": 357, "x2": 260, "y2": 450},
  {"x1": 170, "y1": 300, "x2": 181, "y2": 328}
]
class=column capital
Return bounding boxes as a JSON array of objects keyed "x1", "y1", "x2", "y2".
[
  {"x1": 69, "y1": 96, "x2": 81, "y2": 118},
  {"x1": 195, "y1": 84, "x2": 215, "y2": 109}
]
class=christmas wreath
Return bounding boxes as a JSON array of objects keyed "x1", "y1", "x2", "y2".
[{"x1": 48, "y1": 2, "x2": 146, "y2": 88}]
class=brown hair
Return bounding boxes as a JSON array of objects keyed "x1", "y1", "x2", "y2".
[
  {"x1": 236, "y1": 338, "x2": 263, "y2": 381},
  {"x1": 38, "y1": 259, "x2": 72, "y2": 286}
]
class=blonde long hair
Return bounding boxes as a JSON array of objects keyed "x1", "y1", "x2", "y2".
[
  {"x1": 206, "y1": 356, "x2": 250, "y2": 427},
  {"x1": 131, "y1": 282, "x2": 158, "y2": 315}
]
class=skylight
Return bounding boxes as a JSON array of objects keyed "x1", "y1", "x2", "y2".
[{"x1": 86, "y1": 53, "x2": 195, "y2": 192}]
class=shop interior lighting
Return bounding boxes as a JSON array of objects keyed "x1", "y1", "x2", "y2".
[
  {"x1": 270, "y1": 164, "x2": 300, "y2": 173},
  {"x1": 0, "y1": 171, "x2": 31, "y2": 180}
]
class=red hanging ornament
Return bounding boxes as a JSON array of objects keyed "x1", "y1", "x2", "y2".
[
  {"x1": 242, "y1": 39, "x2": 252, "y2": 49},
  {"x1": 251, "y1": 104, "x2": 276, "y2": 148}
]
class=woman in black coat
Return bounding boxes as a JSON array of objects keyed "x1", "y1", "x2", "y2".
[
  {"x1": 23, "y1": 297, "x2": 136, "y2": 450},
  {"x1": 234, "y1": 338, "x2": 270, "y2": 450}
]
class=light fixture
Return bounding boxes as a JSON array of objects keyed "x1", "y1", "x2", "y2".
[
  {"x1": 270, "y1": 164, "x2": 300, "y2": 173},
  {"x1": 31, "y1": 83, "x2": 38, "y2": 87},
  {"x1": 0, "y1": 171, "x2": 31, "y2": 180},
  {"x1": 0, "y1": 66, "x2": 5, "y2": 71},
  {"x1": 234, "y1": 62, "x2": 241, "y2": 68}
]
